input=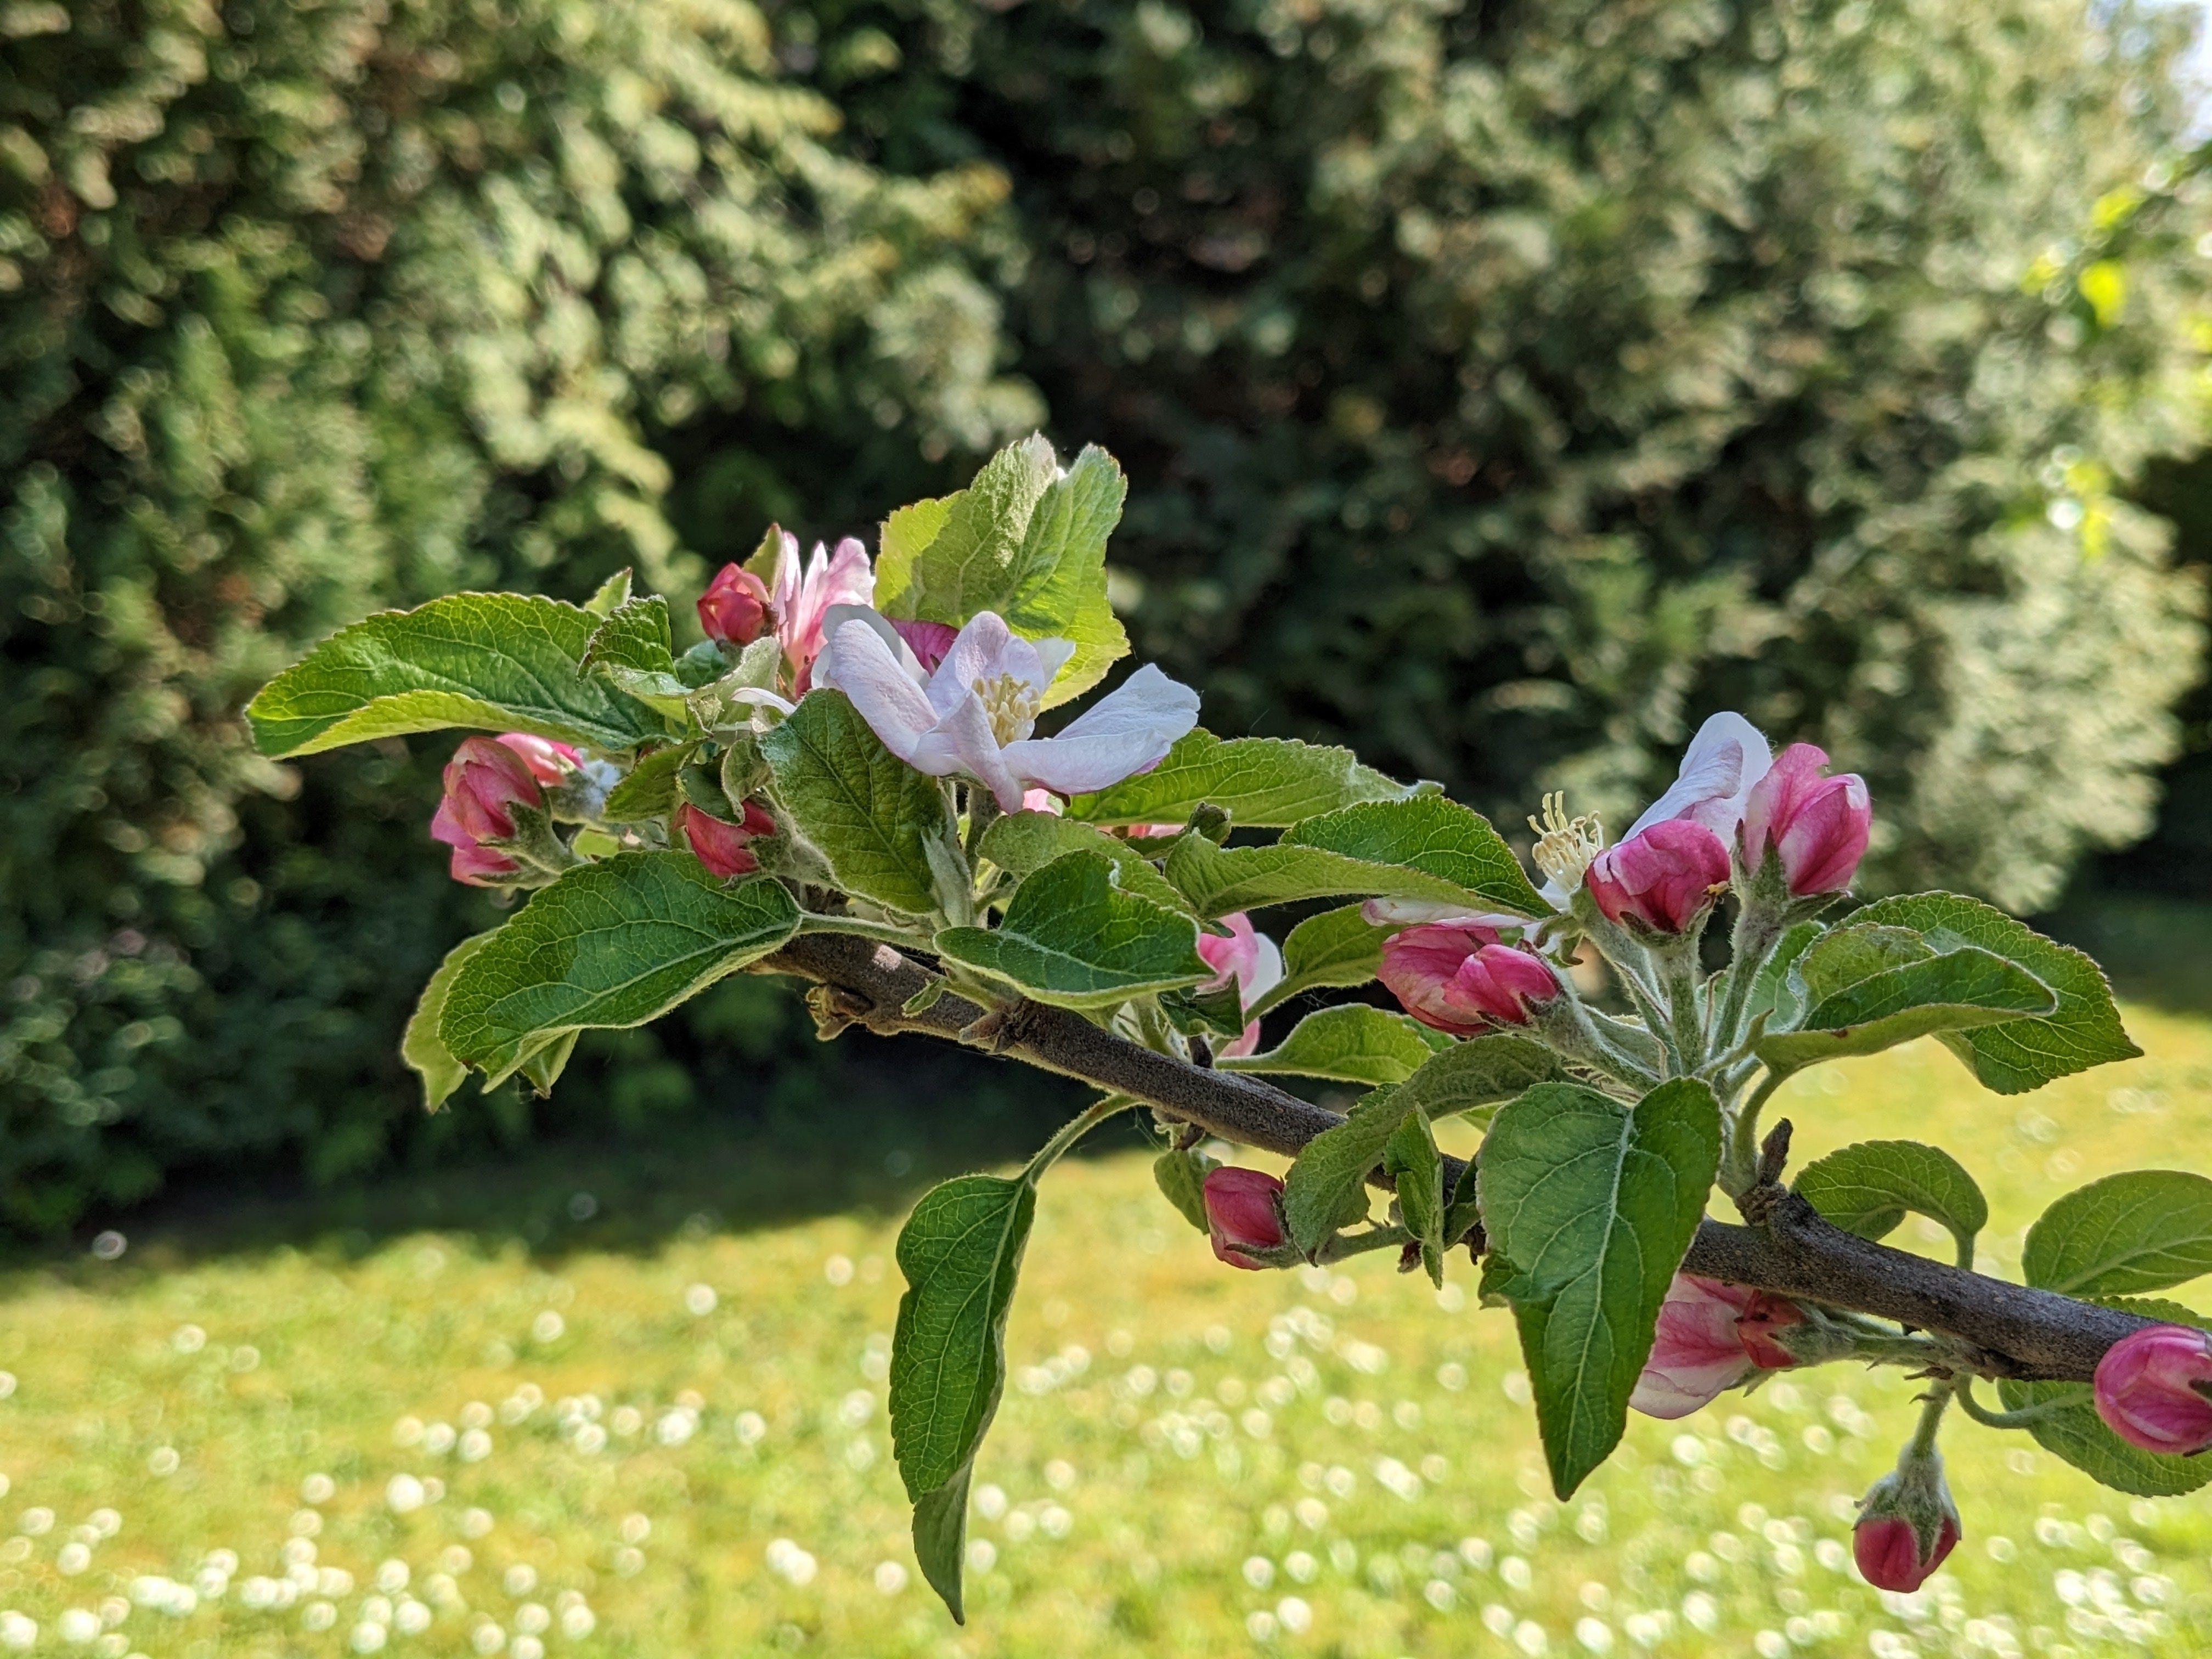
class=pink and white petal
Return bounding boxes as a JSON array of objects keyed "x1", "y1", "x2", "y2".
[
  {"x1": 816, "y1": 618, "x2": 940, "y2": 763},
  {"x1": 1628, "y1": 1354, "x2": 1756, "y2": 1420},
  {"x1": 1047, "y1": 663, "x2": 1201, "y2": 747},
  {"x1": 1029, "y1": 636, "x2": 1077, "y2": 689},
  {"x1": 769, "y1": 530, "x2": 804, "y2": 621},
  {"x1": 819, "y1": 537, "x2": 875, "y2": 611},
  {"x1": 1244, "y1": 929, "x2": 1285, "y2": 1006},
  {"x1": 1221, "y1": 1020, "x2": 1264, "y2": 1060},
  {"x1": 724, "y1": 686, "x2": 797, "y2": 715},
  {"x1": 929, "y1": 691, "x2": 1028, "y2": 810},
  {"x1": 1020, "y1": 788, "x2": 1064, "y2": 815},
  {"x1": 1624, "y1": 712, "x2": 1773, "y2": 841},
  {"x1": 821, "y1": 605, "x2": 927, "y2": 682},
  {"x1": 1362, "y1": 898, "x2": 1526, "y2": 928},
  {"x1": 927, "y1": 612, "x2": 1017, "y2": 717},
  {"x1": 1003, "y1": 725, "x2": 1192, "y2": 798}
]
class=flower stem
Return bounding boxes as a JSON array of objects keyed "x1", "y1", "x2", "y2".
[
  {"x1": 1908, "y1": 1375, "x2": 1958, "y2": 1459},
  {"x1": 1723, "y1": 1069, "x2": 1787, "y2": 1198},
  {"x1": 1953, "y1": 1378, "x2": 2094, "y2": 1430},
  {"x1": 1024, "y1": 1092, "x2": 1138, "y2": 1181}
]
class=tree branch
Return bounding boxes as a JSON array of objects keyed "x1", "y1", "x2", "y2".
[{"x1": 763, "y1": 932, "x2": 2154, "y2": 1384}]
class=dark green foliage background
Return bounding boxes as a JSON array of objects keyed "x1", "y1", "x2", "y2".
[{"x1": 4, "y1": 0, "x2": 2210, "y2": 1231}]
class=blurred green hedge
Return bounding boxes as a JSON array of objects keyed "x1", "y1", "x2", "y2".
[{"x1": 4, "y1": 0, "x2": 2209, "y2": 1231}]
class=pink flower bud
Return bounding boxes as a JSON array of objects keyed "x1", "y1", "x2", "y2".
[
  {"x1": 891, "y1": 618, "x2": 960, "y2": 675},
  {"x1": 446, "y1": 839, "x2": 523, "y2": 887},
  {"x1": 697, "y1": 563, "x2": 773, "y2": 646},
  {"x1": 1204, "y1": 1166, "x2": 1288, "y2": 1269},
  {"x1": 1741, "y1": 742, "x2": 1871, "y2": 896},
  {"x1": 439, "y1": 736, "x2": 544, "y2": 843},
  {"x1": 676, "y1": 801, "x2": 764, "y2": 879},
  {"x1": 1584, "y1": 819, "x2": 1731, "y2": 935},
  {"x1": 1379, "y1": 924, "x2": 1560, "y2": 1034},
  {"x1": 494, "y1": 732, "x2": 581, "y2": 786},
  {"x1": 1630, "y1": 1274, "x2": 1802, "y2": 1419},
  {"x1": 1853, "y1": 1458, "x2": 1960, "y2": 1593},
  {"x1": 2093, "y1": 1323, "x2": 2212, "y2": 1455},
  {"x1": 1734, "y1": 1292, "x2": 1808, "y2": 1370}
]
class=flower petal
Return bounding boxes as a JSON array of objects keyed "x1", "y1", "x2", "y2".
[
  {"x1": 927, "y1": 612, "x2": 1018, "y2": 718},
  {"x1": 821, "y1": 605, "x2": 927, "y2": 682},
  {"x1": 923, "y1": 689, "x2": 1028, "y2": 810},
  {"x1": 1002, "y1": 663, "x2": 1201, "y2": 795},
  {"x1": 814, "y1": 618, "x2": 941, "y2": 764},
  {"x1": 1624, "y1": 711, "x2": 1773, "y2": 841}
]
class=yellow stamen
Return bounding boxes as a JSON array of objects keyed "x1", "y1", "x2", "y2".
[
  {"x1": 1527, "y1": 791, "x2": 1605, "y2": 889},
  {"x1": 978, "y1": 672, "x2": 1041, "y2": 746}
]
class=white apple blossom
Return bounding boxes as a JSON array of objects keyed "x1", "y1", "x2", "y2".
[{"x1": 814, "y1": 609, "x2": 1200, "y2": 811}]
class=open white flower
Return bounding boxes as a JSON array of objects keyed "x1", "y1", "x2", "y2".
[
  {"x1": 1623, "y1": 712, "x2": 1772, "y2": 842},
  {"x1": 814, "y1": 609, "x2": 1200, "y2": 811}
]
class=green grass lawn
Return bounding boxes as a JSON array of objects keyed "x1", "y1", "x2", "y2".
[{"x1": 6, "y1": 1006, "x2": 2212, "y2": 1658}]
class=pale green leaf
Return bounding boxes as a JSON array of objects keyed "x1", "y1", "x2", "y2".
[
  {"x1": 583, "y1": 568, "x2": 633, "y2": 616},
  {"x1": 602, "y1": 746, "x2": 690, "y2": 822},
  {"x1": 933, "y1": 851, "x2": 1211, "y2": 1010},
  {"x1": 890, "y1": 1173, "x2": 1036, "y2": 1622},
  {"x1": 760, "y1": 690, "x2": 962, "y2": 916},
  {"x1": 1003, "y1": 445, "x2": 1129, "y2": 706},
  {"x1": 1154, "y1": 1146, "x2": 1220, "y2": 1235},
  {"x1": 1395, "y1": 1033, "x2": 1565, "y2": 1125},
  {"x1": 1282, "y1": 1087, "x2": 1407, "y2": 1256},
  {"x1": 975, "y1": 809, "x2": 1188, "y2": 914},
  {"x1": 1793, "y1": 1139, "x2": 1988, "y2": 1265},
  {"x1": 1067, "y1": 730, "x2": 1419, "y2": 830},
  {"x1": 1753, "y1": 948, "x2": 2055, "y2": 1076},
  {"x1": 1386, "y1": 1107, "x2": 1447, "y2": 1286},
  {"x1": 1995, "y1": 1379, "x2": 2212, "y2": 1498},
  {"x1": 877, "y1": 435, "x2": 1058, "y2": 628},
  {"x1": 2023, "y1": 1171, "x2": 2212, "y2": 1297},
  {"x1": 247, "y1": 592, "x2": 667, "y2": 757},
  {"x1": 438, "y1": 853, "x2": 800, "y2": 1079},
  {"x1": 1280, "y1": 797, "x2": 1550, "y2": 918},
  {"x1": 1249, "y1": 905, "x2": 1391, "y2": 1018},
  {"x1": 1850, "y1": 893, "x2": 2139, "y2": 1093},
  {"x1": 1477, "y1": 1079, "x2": 1723, "y2": 1497},
  {"x1": 402, "y1": 934, "x2": 492, "y2": 1112},
  {"x1": 1166, "y1": 836, "x2": 1510, "y2": 919},
  {"x1": 1218, "y1": 1004, "x2": 1448, "y2": 1086}
]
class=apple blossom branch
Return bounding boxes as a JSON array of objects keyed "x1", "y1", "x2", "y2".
[{"x1": 763, "y1": 930, "x2": 2157, "y2": 1385}]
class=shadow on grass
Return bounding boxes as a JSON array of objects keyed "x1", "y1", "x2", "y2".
[{"x1": 14, "y1": 1039, "x2": 1131, "y2": 1284}]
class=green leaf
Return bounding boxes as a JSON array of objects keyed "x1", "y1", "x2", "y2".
[
  {"x1": 2022, "y1": 1171, "x2": 2212, "y2": 1297},
  {"x1": 602, "y1": 746, "x2": 690, "y2": 822},
  {"x1": 877, "y1": 441, "x2": 1130, "y2": 707},
  {"x1": 580, "y1": 594, "x2": 692, "y2": 718},
  {"x1": 1386, "y1": 1107, "x2": 1447, "y2": 1286},
  {"x1": 1753, "y1": 948, "x2": 2056, "y2": 1076},
  {"x1": 1395, "y1": 1033, "x2": 1566, "y2": 1126},
  {"x1": 1002, "y1": 445, "x2": 1130, "y2": 707},
  {"x1": 516, "y1": 1029, "x2": 579, "y2": 1098},
  {"x1": 1994, "y1": 1379, "x2": 2212, "y2": 1498},
  {"x1": 1249, "y1": 904, "x2": 1391, "y2": 1017},
  {"x1": 1477, "y1": 1079, "x2": 1723, "y2": 1497},
  {"x1": 1743, "y1": 921, "x2": 1824, "y2": 1028},
  {"x1": 1282, "y1": 1087, "x2": 1408, "y2": 1255},
  {"x1": 1793, "y1": 1140, "x2": 1988, "y2": 1266},
  {"x1": 760, "y1": 690, "x2": 962, "y2": 916},
  {"x1": 247, "y1": 592, "x2": 668, "y2": 757},
  {"x1": 580, "y1": 592, "x2": 676, "y2": 676},
  {"x1": 890, "y1": 1173, "x2": 1037, "y2": 1622},
  {"x1": 1793, "y1": 924, "x2": 1934, "y2": 1002},
  {"x1": 1281, "y1": 797, "x2": 1550, "y2": 918},
  {"x1": 1218, "y1": 1004, "x2": 1448, "y2": 1086},
  {"x1": 1440, "y1": 1159, "x2": 1483, "y2": 1257},
  {"x1": 402, "y1": 934, "x2": 492, "y2": 1112},
  {"x1": 877, "y1": 435, "x2": 1059, "y2": 628},
  {"x1": 1068, "y1": 730, "x2": 1420, "y2": 830},
  {"x1": 1154, "y1": 1145, "x2": 1220, "y2": 1234},
  {"x1": 583, "y1": 568, "x2": 633, "y2": 616},
  {"x1": 975, "y1": 810, "x2": 1189, "y2": 914},
  {"x1": 933, "y1": 851, "x2": 1211, "y2": 1010},
  {"x1": 439, "y1": 854, "x2": 800, "y2": 1081},
  {"x1": 1850, "y1": 893, "x2": 2140, "y2": 1093}
]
